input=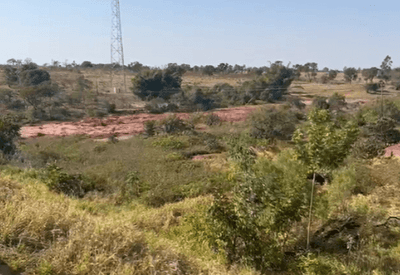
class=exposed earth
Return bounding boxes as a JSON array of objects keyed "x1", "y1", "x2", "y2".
[
  {"x1": 21, "y1": 99, "x2": 400, "y2": 157},
  {"x1": 20, "y1": 105, "x2": 259, "y2": 140}
]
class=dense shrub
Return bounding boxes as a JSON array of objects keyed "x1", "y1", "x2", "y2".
[
  {"x1": 143, "y1": 120, "x2": 156, "y2": 137},
  {"x1": 203, "y1": 150, "x2": 310, "y2": 271},
  {"x1": 365, "y1": 83, "x2": 380, "y2": 93},
  {"x1": 351, "y1": 136, "x2": 386, "y2": 159},
  {"x1": 189, "y1": 89, "x2": 218, "y2": 111},
  {"x1": 0, "y1": 114, "x2": 21, "y2": 156},
  {"x1": 364, "y1": 117, "x2": 400, "y2": 145},
  {"x1": 20, "y1": 69, "x2": 51, "y2": 86},
  {"x1": 204, "y1": 113, "x2": 221, "y2": 126},
  {"x1": 131, "y1": 69, "x2": 181, "y2": 101},
  {"x1": 4, "y1": 66, "x2": 19, "y2": 85},
  {"x1": 80, "y1": 61, "x2": 93, "y2": 68},
  {"x1": 0, "y1": 89, "x2": 27, "y2": 111},
  {"x1": 312, "y1": 96, "x2": 330, "y2": 110},
  {"x1": 328, "y1": 93, "x2": 346, "y2": 111},
  {"x1": 39, "y1": 164, "x2": 95, "y2": 198},
  {"x1": 158, "y1": 115, "x2": 193, "y2": 134},
  {"x1": 249, "y1": 107, "x2": 297, "y2": 141}
]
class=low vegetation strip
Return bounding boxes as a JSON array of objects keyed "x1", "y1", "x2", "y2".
[
  {"x1": 0, "y1": 171, "x2": 237, "y2": 275},
  {"x1": 20, "y1": 106, "x2": 258, "y2": 139}
]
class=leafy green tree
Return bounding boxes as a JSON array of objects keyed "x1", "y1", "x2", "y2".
[
  {"x1": 378, "y1": 55, "x2": 392, "y2": 83},
  {"x1": 204, "y1": 149, "x2": 309, "y2": 271},
  {"x1": 202, "y1": 65, "x2": 215, "y2": 76},
  {"x1": 328, "y1": 70, "x2": 338, "y2": 81},
  {"x1": 293, "y1": 108, "x2": 359, "y2": 174},
  {"x1": 80, "y1": 61, "x2": 93, "y2": 68},
  {"x1": 343, "y1": 67, "x2": 358, "y2": 83},
  {"x1": 292, "y1": 108, "x2": 359, "y2": 248},
  {"x1": 6, "y1": 58, "x2": 17, "y2": 66},
  {"x1": 362, "y1": 67, "x2": 379, "y2": 83},
  {"x1": 217, "y1": 63, "x2": 229, "y2": 73},
  {"x1": 128, "y1": 61, "x2": 144, "y2": 73},
  {"x1": 130, "y1": 69, "x2": 181, "y2": 101},
  {"x1": 165, "y1": 63, "x2": 186, "y2": 76},
  {"x1": 304, "y1": 62, "x2": 318, "y2": 81}
]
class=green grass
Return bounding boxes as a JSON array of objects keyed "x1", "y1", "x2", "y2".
[{"x1": 17, "y1": 135, "x2": 218, "y2": 207}]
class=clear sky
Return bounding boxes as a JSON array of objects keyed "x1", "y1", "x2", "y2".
[{"x1": 1, "y1": 0, "x2": 399, "y2": 70}]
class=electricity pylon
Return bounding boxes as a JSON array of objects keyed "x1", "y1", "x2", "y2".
[{"x1": 111, "y1": 0, "x2": 127, "y2": 93}]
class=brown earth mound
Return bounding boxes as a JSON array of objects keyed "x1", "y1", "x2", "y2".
[{"x1": 20, "y1": 106, "x2": 258, "y2": 139}]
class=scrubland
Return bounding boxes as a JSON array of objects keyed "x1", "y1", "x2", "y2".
[{"x1": 1, "y1": 64, "x2": 400, "y2": 274}]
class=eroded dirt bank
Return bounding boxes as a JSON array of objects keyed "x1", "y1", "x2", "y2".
[{"x1": 20, "y1": 106, "x2": 259, "y2": 139}]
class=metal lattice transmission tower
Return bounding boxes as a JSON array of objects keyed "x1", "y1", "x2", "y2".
[{"x1": 111, "y1": 0, "x2": 127, "y2": 93}]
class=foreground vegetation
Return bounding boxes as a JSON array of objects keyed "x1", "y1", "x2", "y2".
[{"x1": 1, "y1": 57, "x2": 400, "y2": 274}]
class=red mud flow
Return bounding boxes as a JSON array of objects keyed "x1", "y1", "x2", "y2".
[{"x1": 20, "y1": 106, "x2": 258, "y2": 139}]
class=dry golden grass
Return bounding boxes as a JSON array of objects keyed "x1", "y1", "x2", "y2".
[{"x1": 0, "y1": 171, "x2": 258, "y2": 274}]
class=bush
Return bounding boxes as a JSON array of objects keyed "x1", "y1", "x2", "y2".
[
  {"x1": 0, "y1": 89, "x2": 26, "y2": 111},
  {"x1": 312, "y1": 97, "x2": 329, "y2": 110},
  {"x1": 343, "y1": 67, "x2": 358, "y2": 83},
  {"x1": 320, "y1": 74, "x2": 329, "y2": 84},
  {"x1": 144, "y1": 120, "x2": 156, "y2": 137},
  {"x1": 203, "y1": 150, "x2": 310, "y2": 271},
  {"x1": 152, "y1": 136, "x2": 188, "y2": 150},
  {"x1": 131, "y1": 69, "x2": 181, "y2": 101},
  {"x1": 204, "y1": 113, "x2": 221, "y2": 126},
  {"x1": 249, "y1": 107, "x2": 297, "y2": 141},
  {"x1": 189, "y1": 89, "x2": 218, "y2": 111},
  {"x1": 328, "y1": 93, "x2": 346, "y2": 111},
  {"x1": 4, "y1": 66, "x2": 19, "y2": 85},
  {"x1": 116, "y1": 171, "x2": 148, "y2": 204},
  {"x1": 80, "y1": 61, "x2": 93, "y2": 68},
  {"x1": 158, "y1": 115, "x2": 193, "y2": 134},
  {"x1": 0, "y1": 114, "x2": 21, "y2": 156},
  {"x1": 365, "y1": 83, "x2": 380, "y2": 93},
  {"x1": 20, "y1": 69, "x2": 51, "y2": 86},
  {"x1": 364, "y1": 117, "x2": 400, "y2": 145},
  {"x1": 351, "y1": 136, "x2": 386, "y2": 159},
  {"x1": 39, "y1": 164, "x2": 94, "y2": 198}
]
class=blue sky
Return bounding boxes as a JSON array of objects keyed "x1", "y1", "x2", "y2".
[{"x1": 1, "y1": 0, "x2": 399, "y2": 70}]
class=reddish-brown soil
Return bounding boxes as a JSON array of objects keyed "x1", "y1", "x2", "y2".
[
  {"x1": 384, "y1": 144, "x2": 400, "y2": 157},
  {"x1": 20, "y1": 106, "x2": 259, "y2": 139}
]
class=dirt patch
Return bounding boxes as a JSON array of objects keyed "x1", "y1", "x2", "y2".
[
  {"x1": 20, "y1": 106, "x2": 258, "y2": 140},
  {"x1": 385, "y1": 144, "x2": 400, "y2": 157}
]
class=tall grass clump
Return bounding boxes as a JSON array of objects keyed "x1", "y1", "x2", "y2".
[{"x1": 0, "y1": 174, "x2": 205, "y2": 274}]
